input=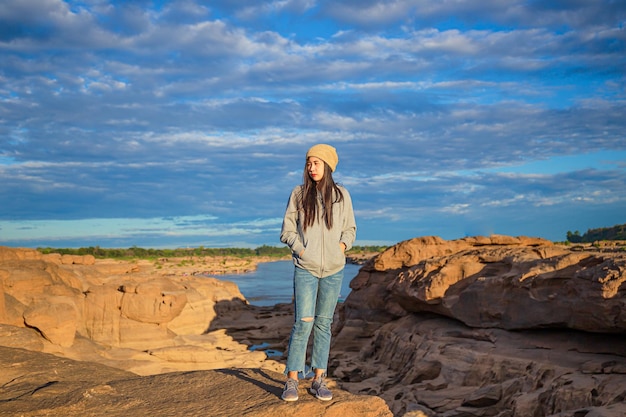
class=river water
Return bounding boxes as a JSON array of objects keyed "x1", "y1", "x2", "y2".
[{"x1": 217, "y1": 260, "x2": 363, "y2": 306}]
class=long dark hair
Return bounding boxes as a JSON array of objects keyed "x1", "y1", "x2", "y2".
[{"x1": 300, "y1": 161, "x2": 344, "y2": 230}]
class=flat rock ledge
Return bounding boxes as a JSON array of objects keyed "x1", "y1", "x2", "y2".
[{"x1": 0, "y1": 346, "x2": 392, "y2": 417}]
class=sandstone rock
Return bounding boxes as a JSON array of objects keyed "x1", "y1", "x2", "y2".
[
  {"x1": 167, "y1": 276, "x2": 246, "y2": 335},
  {"x1": 373, "y1": 236, "x2": 459, "y2": 271},
  {"x1": 46, "y1": 262, "x2": 91, "y2": 292},
  {"x1": 0, "y1": 260, "x2": 56, "y2": 305},
  {"x1": 84, "y1": 283, "x2": 178, "y2": 350},
  {"x1": 0, "y1": 246, "x2": 266, "y2": 367},
  {"x1": 462, "y1": 383, "x2": 501, "y2": 407},
  {"x1": 23, "y1": 296, "x2": 78, "y2": 347},
  {"x1": 82, "y1": 283, "x2": 124, "y2": 345},
  {"x1": 332, "y1": 236, "x2": 626, "y2": 416},
  {"x1": 41, "y1": 252, "x2": 63, "y2": 263},
  {"x1": 91, "y1": 261, "x2": 140, "y2": 275},
  {"x1": 2, "y1": 239, "x2": 626, "y2": 417},
  {"x1": 166, "y1": 286, "x2": 215, "y2": 335},
  {"x1": 0, "y1": 324, "x2": 44, "y2": 351},
  {"x1": 1, "y1": 293, "x2": 26, "y2": 327},
  {"x1": 0, "y1": 246, "x2": 42, "y2": 261},
  {"x1": 208, "y1": 300, "x2": 294, "y2": 355},
  {"x1": 117, "y1": 316, "x2": 174, "y2": 350},
  {"x1": 0, "y1": 278, "x2": 5, "y2": 323},
  {"x1": 61, "y1": 253, "x2": 95, "y2": 265},
  {"x1": 333, "y1": 313, "x2": 626, "y2": 416},
  {"x1": 148, "y1": 343, "x2": 230, "y2": 363},
  {"x1": 373, "y1": 235, "x2": 554, "y2": 271},
  {"x1": 194, "y1": 276, "x2": 246, "y2": 302},
  {"x1": 0, "y1": 346, "x2": 393, "y2": 417},
  {"x1": 352, "y1": 236, "x2": 626, "y2": 333},
  {"x1": 145, "y1": 335, "x2": 268, "y2": 370},
  {"x1": 119, "y1": 278, "x2": 188, "y2": 324}
]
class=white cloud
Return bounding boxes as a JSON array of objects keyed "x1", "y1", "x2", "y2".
[{"x1": 0, "y1": 0, "x2": 624, "y2": 247}]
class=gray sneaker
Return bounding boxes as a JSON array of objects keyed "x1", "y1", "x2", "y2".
[
  {"x1": 310, "y1": 376, "x2": 332, "y2": 401},
  {"x1": 281, "y1": 378, "x2": 299, "y2": 402}
]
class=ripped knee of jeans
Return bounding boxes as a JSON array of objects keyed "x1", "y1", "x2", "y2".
[{"x1": 301, "y1": 316, "x2": 314, "y2": 322}]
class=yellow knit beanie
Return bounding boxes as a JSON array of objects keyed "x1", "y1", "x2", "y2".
[{"x1": 306, "y1": 144, "x2": 339, "y2": 172}]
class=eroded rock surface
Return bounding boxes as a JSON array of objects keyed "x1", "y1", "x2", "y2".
[
  {"x1": 0, "y1": 346, "x2": 391, "y2": 417},
  {"x1": 2, "y1": 238, "x2": 626, "y2": 417},
  {"x1": 0, "y1": 246, "x2": 391, "y2": 416},
  {"x1": 331, "y1": 236, "x2": 626, "y2": 416},
  {"x1": 0, "y1": 246, "x2": 278, "y2": 375}
]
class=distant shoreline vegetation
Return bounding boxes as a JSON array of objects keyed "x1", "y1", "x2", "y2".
[
  {"x1": 34, "y1": 223, "x2": 626, "y2": 258},
  {"x1": 36, "y1": 245, "x2": 388, "y2": 260},
  {"x1": 566, "y1": 223, "x2": 626, "y2": 243}
]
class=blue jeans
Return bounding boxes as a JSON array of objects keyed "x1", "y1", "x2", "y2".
[{"x1": 284, "y1": 266, "x2": 344, "y2": 379}]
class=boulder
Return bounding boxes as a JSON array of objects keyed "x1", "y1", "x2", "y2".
[
  {"x1": 83, "y1": 283, "x2": 124, "y2": 346},
  {"x1": 119, "y1": 278, "x2": 188, "y2": 324},
  {"x1": 166, "y1": 286, "x2": 215, "y2": 335},
  {"x1": 0, "y1": 260, "x2": 56, "y2": 305},
  {"x1": 331, "y1": 235, "x2": 626, "y2": 416},
  {"x1": 0, "y1": 246, "x2": 251, "y2": 353},
  {"x1": 349, "y1": 236, "x2": 626, "y2": 333},
  {"x1": 46, "y1": 262, "x2": 91, "y2": 292},
  {"x1": 23, "y1": 296, "x2": 78, "y2": 347},
  {"x1": 372, "y1": 235, "x2": 554, "y2": 271}
]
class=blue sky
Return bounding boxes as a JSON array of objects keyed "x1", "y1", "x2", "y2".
[{"x1": 1, "y1": 0, "x2": 625, "y2": 249}]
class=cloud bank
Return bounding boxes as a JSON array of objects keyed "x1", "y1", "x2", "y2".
[{"x1": 1, "y1": 0, "x2": 625, "y2": 247}]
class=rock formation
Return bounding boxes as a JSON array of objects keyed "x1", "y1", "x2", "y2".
[
  {"x1": 331, "y1": 235, "x2": 626, "y2": 416},
  {"x1": 0, "y1": 346, "x2": 391, "y2": 417},
  {"x1": 0, "y1": 246, "x2": 274, "y2": 374},
  {"x1": 2, "y1": 236, "x2": 626, "y2": 417},
  {"x1": 0, "y1": 246, "x2": 390, "y2": 416}
]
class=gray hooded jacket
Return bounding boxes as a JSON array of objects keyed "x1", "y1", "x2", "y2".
[{"x1": 280, "y1": 185, "x2": 356, "y2": 278}]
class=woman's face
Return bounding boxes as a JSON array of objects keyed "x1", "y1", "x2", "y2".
[{"x1": 306, "y1": 156, "x2": 325, "y2": 182}]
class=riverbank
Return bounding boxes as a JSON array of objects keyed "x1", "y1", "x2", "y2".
[
  {"x1": 92, "y1": 254, "x2": 290, "y2": 277},
  {"x1": 98, "y1": 251, "x2": 378, "y2": 277}
]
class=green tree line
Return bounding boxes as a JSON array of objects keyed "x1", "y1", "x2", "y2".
[
  {"x1": 566, "y1": 223, "x2": 626, "y2": 243},
  {"x1": 36, "y1": 244, "x2": 387, "y2": 260}
]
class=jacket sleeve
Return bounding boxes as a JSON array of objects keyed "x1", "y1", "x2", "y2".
[
  {"x1": 339, "y1": 188, "x2": 357, "y2": 251},
  {"x1": 280, "y1": 187, "x2": 306, "y2": 256}
]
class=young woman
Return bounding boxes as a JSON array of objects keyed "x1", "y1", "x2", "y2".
[{"x1": 279, "y1": 143, "x2": 357, "y2": 401}]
